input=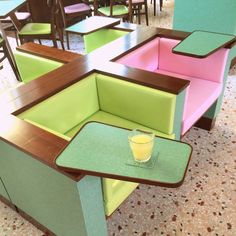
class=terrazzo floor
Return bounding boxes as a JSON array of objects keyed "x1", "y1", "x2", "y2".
[{"x1": 0, "y1": 0, "x2": 236, "y2": 235}]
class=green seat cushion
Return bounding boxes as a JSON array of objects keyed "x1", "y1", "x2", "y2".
[
  {"x1": 0, "y1": 36, "x2": 3, "y2": 45},
  {"x1": 14, "y1": 51, "x2": 63, "y2": 83},
  {"x1": 19, "y1": 23, "x2": 51, "y2": 35},
  {"x1": 65, "y1": 111, "x2": 174, "y2": 139},
  {"x1": 98, "y1": 5, "x2": 128, "y2": 16},
  {"x1": 96, "y1": 74, "x2": 176, "y2": 135},
  {"x1": 84, "y1": 29, "x2": 129, "y2": 53}
]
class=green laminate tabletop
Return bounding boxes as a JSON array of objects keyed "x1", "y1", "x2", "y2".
[
  {"x1": 0, "y1": 0, "x2": 26, "y2": 18},
  {"x1": 66, "y1": 16, "x2": 121, "y2": 35},
  {"x1": 172, "y1": 30, "x2": 236, "y2": 58},
  {"x1": 56, "y1": 122, "x2": 192, "y2": 187}
]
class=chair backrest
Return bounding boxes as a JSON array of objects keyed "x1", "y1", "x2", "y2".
[{"x1": 27, "y1": 0, "x2": 60, "y2": 33}]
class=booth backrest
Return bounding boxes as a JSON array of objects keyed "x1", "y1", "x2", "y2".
[
  {"x1": 19, "y1": 74, "x2": 99, "y2": 134},
  {"x1": 116, "y1": 38, "x2": 159, "y2": 71},
  {"x1": 159, "y1": 38, "x2": 229, "y2": 83},
  {"x1": 14, "y1": 51, "x2": 63, "y2": 83},
  {"x1": 96, "y1": 74, "x2": 176, "y2": 135},
  {"x1": 19, "y1": 73, "x2": 177, "y2": 136}
]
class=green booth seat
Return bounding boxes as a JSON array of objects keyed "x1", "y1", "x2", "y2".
[
  {"x1": 14, "y1": 51, "x2": 63, "y2": 83},
  {"x1": 18, "y1": 73, "x2": 181, "y2": 216}
]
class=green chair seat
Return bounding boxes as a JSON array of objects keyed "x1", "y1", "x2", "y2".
[
  {"x1": 0, "y1": 36, "x2": 3, "y2": 45},
  {"x1": 19, "y1": 23, "x2": 51, "y2": 35},
  {"x1": 98, "y1": 5, "x2": 128, "y2": 16}
]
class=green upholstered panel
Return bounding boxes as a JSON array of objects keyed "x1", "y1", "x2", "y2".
[
  {"x1": 18, "y1": 74, "x2": 99, "y2": 134},
  {"x1": 96, "y1": 74, "x2": 176, "y2": 135},
  {"x1": 0, "y1": 36, "x2": 3, "y2": 45},
  {"x1": 0, "y1": 177, "x2": 10, "y2": 201},
  {"x1": 173, "y1": 0, "x2": 236, "y2": 35},
  {"x1": 14, "y1": 51, "x2": 63, "y2": 83},
  {"x1": 84, "y1": 29, "x2": 129, "y2": 53},
  {"x1": 24, "y1": 119, "x2": 71, "y2": 141},
  {"x1": 19, "y1": 23, "x2": 51, "y2": 35},
  {"x1": 0, "y1": 140, "x2": 108, "y2": 236}
]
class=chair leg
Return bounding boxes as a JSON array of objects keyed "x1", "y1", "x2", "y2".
[
  {"x1": 66, "y1": 31, "x2": 70, "y2": 50},
  {"x1": 138, "y1": 6, "x2": 141, "y2": 24},
  {"x1": 145, "y1": 2, "x2": 149, "y2": 26},
  {"x1": 52, "y1": 37, "x2": 58, "y2": 48},
  {"x1": 3, "y1": 42, "x2": 20, "y2": 81},
  {"x1": 14, "y1": 30, "x2": 19, "y2": 46}
]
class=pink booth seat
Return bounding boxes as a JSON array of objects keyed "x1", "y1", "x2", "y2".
[
  {"x1": 116, "y1": 37, "x2": 159, "y2": 71},
  {"x1": 155, "y1": 69, "x2": 222, "y2": 134},
  {"x1": 116, "y1": 37, "x2": 229, "y2": 135}
]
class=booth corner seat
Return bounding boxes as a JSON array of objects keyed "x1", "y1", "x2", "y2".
[
  {"x1": 14, "y1": 51, "x2": 64, "y2": 83},
  {"x1": 18, "y1": 73, "x2": 179, "y2": 216},
  {"x1": 116, "y1": 37, "x2": 229, "y2": 134},
  {"x1": 83, "y1": 29, "x2": 129, "y2": 54}
]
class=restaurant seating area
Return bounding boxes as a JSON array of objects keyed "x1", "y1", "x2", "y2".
[{"x1": 0, "y1": 0, "x2": 236, "y2": 236}]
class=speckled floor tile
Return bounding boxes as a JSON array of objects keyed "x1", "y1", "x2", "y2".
[{"x1": 1, "y1": 0, "x2": 236, "y2": 235}]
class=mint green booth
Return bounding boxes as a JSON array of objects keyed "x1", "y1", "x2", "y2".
[
  {"x1": 173, "y1": 0, "x2": 236, "y2": 128},
  {"x1": 0, "y1": 73, "x2": 186, "y2": 235},
  {"x1": 17, "y1": 73, "x2": 183, "y2": 219}
]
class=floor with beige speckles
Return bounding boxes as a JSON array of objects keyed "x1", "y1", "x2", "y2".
[{"x1": 1, "y1": 0, "x2": 236, "y2": 235}]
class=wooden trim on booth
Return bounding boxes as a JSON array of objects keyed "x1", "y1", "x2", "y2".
[{"x1": 16, "y1": 43, "x2": 83, "y2": 63}]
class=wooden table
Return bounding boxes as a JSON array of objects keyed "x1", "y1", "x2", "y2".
[
  {"x1": 56, "y1": 122, "x2": 192, "y2": 187},
  {"x1": 66, "y1": 16, "x2": 121, "y2": 35},
  {"x1": 0, "y1": 0, "x2": 27, "y2": 80}
]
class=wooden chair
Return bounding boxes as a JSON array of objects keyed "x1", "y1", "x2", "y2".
[
  {"x1": 0, "y1": 12, "x2": 31, "y2": 46},
  {"x1": 94, "y1": 0, "x2": 132, "y2": 22},
  {"x1": 18, "y1": 0, "x2": 64, "y2": 49},
  {"x1": 58, "y1": 0, "x2": 92, "y2": 49},
  {"x1": 131, "y1": 0, "x2": 148, "y2": 25}
]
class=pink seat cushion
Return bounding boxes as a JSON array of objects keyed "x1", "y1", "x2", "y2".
[
  {"x1": 159, "y1": 38, "x2": 229, "y2": 83},
  {"x1": 116, "y1": 38, "x2": 159, "y2": 71},
  {"x1": 132, "y1": 0, "x2": 145, "y2": 4},
  {"x1": 64, "y1": 3, "x2": 91, "y2": 14},
  {"x1": 155, "y1": 69, "x2": 222, "y2": 134}
]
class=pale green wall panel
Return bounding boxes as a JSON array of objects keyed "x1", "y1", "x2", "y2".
[{"x1": 173, "y1": 0, "x2": 236, "y2": 35}]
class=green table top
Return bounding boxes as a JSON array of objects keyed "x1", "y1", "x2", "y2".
[
  {"x1": 0, "y1": 0, "x2": 26, "y2": 18},
  {"x1": 66, "y1": 16, "x2": 120, "y2": 35},
  {"x1": 56, "y1": 122, "x2": 192, "y2": 187},
  {"x1": 172, "y1": 30, "x2": 236, "y2": 58}
]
